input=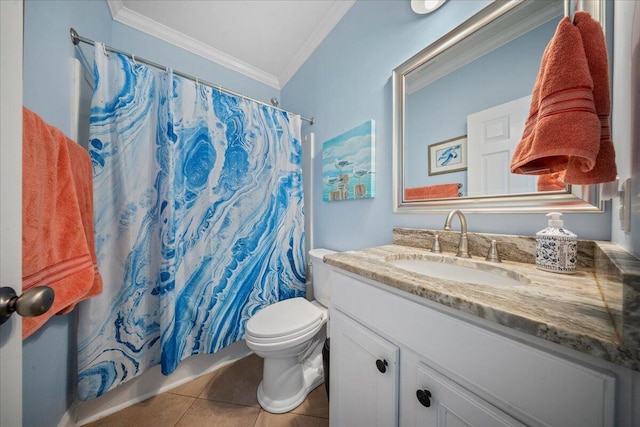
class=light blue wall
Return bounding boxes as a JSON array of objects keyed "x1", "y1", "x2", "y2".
[
  {"x1": 610, "y1": 0, "x2": 640, "y2": 259},
  {"x1": 282, "y1": 0, "x2": 612, "y2": 252},
  {"x1": 24, "y1": 0, "x2": 111, "y2": 135},
  {"x1": 23, "y1": 3, "x2": 111, "y2": 425},
  {"x1": 22, "y1": 1, "x2": 280, "y2": 425}
]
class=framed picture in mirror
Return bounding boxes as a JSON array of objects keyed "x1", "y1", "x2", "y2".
[{"x1": 428, "y1": 135, "x2": 467, "y2": 176}]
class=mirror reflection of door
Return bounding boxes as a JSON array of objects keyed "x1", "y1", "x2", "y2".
[{"x1": 467, "y1": 95, "x2": 537, "y2": 196}]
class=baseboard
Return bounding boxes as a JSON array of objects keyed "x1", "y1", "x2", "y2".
[
  {"x1": 56, "y1": 407, "x2": 75, "y2": 427},
  {"x1": 74, "y1": 340, "x2": 252, "y2": 426}
]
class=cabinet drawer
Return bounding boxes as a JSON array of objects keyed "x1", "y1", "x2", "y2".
[
  {"x1": 331, "y1": 269, "x2": 615, "y2": 426},
  {"x1": 414, "y1": 361, "x2": 526, "y2": 427}
]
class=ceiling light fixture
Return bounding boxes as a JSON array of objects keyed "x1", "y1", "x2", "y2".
[{"x1": 411, "y1": 0, "x2": 447, "y2": 14}]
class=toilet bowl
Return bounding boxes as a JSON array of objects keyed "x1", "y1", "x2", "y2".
[{"x1": 245, "y1": 248, "x2": 335, "y2": 414}]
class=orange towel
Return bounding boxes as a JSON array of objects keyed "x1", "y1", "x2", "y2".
[
  {"x1": 22, "y1": 107, "x2": 102, "y2": 339},
  {"x1": 404, "y1": 183, "x2": 460, "y2": 201},
  {"x1": 510, "y1": 17, "x2": 600, "y2": 176},
  {"x1": 537, "y1": 171, "x2": 566, "y2": 191},
  {"x1": 564, "y1": 12, "x2": 617, "y2": 184}
]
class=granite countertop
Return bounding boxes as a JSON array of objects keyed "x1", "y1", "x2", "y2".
[{"x1": 323, "y1": 228, "x2": 640, "y2": 372}]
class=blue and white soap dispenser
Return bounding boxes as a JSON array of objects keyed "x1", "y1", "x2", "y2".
[{"x1": 535, "y1": 212, "x2": 577, "y2": 274}]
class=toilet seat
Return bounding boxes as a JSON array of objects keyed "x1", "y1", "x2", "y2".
[{"x1": 246, "y1": 298, "x2": 326, "y2": 345}]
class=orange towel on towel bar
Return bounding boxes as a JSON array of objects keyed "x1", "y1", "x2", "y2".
[
  {"x1": 22, "y1": 107, "x2": 102, "y2": 339},
  {"x1": 510, "y1": 17, "x2": 600, "y2": 176},
  {"x1": 564, "y1": 11, "x2": 617, "y2": 184},
  {"x1": 404, "y1": 183, "x2": 460, "y2": 201}
]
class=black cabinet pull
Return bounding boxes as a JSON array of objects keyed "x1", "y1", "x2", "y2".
[
  {"x1": 375, "y1": 359, "x2": 388, "y2": 373},
  {"x1": 416, "y1": 389, "x2": 432, "y2": 407}
]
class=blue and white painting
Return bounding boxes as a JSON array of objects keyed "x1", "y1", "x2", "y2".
[
  {"x1": 437, "y1": 145, "x2": 461, "y2": 167},
  {"x1": 77, "y1": 43, "x2": 305, "y2": 400},
  {"x1": 322, "y1": 120, "x2": 375, "y2": 201},
  {"x1": 428, "y1": 135, "x2": 467, "y2": 176}
]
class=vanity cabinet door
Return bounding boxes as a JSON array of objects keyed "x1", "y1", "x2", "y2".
[
  {"x1": 330, "y1": 309, "x2": 399, "y2": 427},
  {"x1": 413, "y1": 362, "x2": 526, "y2": 427}
]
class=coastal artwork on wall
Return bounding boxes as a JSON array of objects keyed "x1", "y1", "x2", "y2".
[
  {"x1": 322, "y1": 120, "x2": 376, "y2": 201},
  {"x1": 428, "y1": 135, "x2": 467, "y2": 176}
]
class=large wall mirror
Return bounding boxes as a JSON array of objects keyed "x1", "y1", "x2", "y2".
[{"x1": 393, "y1": 0, "x2": 607, "y2": 213}]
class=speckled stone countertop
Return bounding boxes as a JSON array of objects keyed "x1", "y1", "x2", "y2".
[{"x1": 323, "y1": 228, "x2": 640, "y2": 372}]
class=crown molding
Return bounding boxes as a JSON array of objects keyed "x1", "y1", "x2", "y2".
[
  {"x1": 106, "y1": 0, "x2": 280, "y2": 89},
  {"x1": 278, "y1": 0, "x2": 356, "y2": 87},
  {"x1": 107, "y1": 0, "x2": 124, "y2": 18}
]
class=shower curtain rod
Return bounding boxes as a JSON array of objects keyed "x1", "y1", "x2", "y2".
[{"x1": 69, "y1": 28, "x2": 314, "y2": 125}]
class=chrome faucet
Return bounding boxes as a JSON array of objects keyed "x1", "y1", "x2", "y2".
[{"x1": 443, "y1": 209, "x2": 471, "y2": 258}]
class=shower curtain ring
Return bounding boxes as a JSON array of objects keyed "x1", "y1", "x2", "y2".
[
  {"x1": 131, "y1": 54, "x2": 137, "y2": 65},
  {"x1": 102, "y1": 44, "x2": 108, "y2": 57}
]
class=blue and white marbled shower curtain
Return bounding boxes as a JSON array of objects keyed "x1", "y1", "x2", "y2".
[{"x1": 77, "y1": 43, "x2": 305, "y2": 400}]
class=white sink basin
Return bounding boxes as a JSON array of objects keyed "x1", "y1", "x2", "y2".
[{"x1": 387, "y1": 258, "x2": 524, "y2": 287}]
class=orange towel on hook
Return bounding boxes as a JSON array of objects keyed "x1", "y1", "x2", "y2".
[
  {"x1": 22, "y1": 107, "x2": 102, "y2": 339},
  {"x1": 564, "y1": 11, "x2": 617, "y2": 184},
  {"x1": 510, "y1": 17, "x2": 600, "y2": 176},
  {"x1": 404, "y1": 183, "x2": 460, "y2": 201}
]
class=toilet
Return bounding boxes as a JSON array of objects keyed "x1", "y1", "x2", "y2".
[{"x1": 245, "y1": 248, "x2": 335, "y2": 413}]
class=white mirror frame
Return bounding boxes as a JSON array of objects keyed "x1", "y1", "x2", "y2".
[{"x1": 392, "y1": 0, "x2": 607, "y2": 214}]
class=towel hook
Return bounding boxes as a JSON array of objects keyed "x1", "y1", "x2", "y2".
[{"x1": 565, "y1": 0, "x2": 581, "y2": 20}]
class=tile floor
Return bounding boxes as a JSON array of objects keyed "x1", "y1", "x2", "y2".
[{"x1": 85, "y1": 354, "x2": 329, "y2": 427}]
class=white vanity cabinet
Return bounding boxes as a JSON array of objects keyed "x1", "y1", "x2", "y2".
[{"x1": 329, "y1": 269, "x2": 616, "y2": 427}]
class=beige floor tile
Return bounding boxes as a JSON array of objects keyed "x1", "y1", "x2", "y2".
[
  {"x1": 168, "y1": 370, "x2": 219, "y2": 397},
  {"x1": 254, "y1": 411, "x2": 329, "y2": 427},
  {"x1": 200, "y1": 353, "x2": 263, "y2": 407},
  {"x1": 175, "y1": 398, "x2": 261, "y2": 427},
  {"x1": 84, "y1": 355, "x2": 331, "y2": 426},
  {"x1": 290, "y1": 386, "x2": 329, "y2": 419},
  {"x1": 84, "y1": 393, "x2": 196, "y2": 427}
]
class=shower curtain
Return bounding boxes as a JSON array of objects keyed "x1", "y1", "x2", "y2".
[{"x1": 77, "y1": 43, "x2": 305, "y2": 401}]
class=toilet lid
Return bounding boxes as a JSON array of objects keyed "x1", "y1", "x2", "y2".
[{"x1": 246, "y1": 297, "x2": 324, "y2": 339}]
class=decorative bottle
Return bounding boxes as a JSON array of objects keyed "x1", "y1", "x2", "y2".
[{"x1": 535, "y1": 212, "x2": 577, "y2": 274}]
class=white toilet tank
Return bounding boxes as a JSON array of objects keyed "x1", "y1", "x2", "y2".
[{"x1": 308, "y1": 248, "x2": 335, "y2": 308}]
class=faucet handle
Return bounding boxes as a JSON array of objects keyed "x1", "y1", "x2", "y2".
[
  {"x1": 485, "y1": 240, "x2": 502, "y2": 263},
  {"x1": 431, "y1": 234, "x2": 442, "y2": 253}
]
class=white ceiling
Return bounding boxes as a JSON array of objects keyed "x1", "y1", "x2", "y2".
[{"x1": 108, "y1": 0, "x2": 356, "y2": 89}]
